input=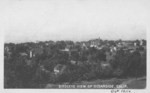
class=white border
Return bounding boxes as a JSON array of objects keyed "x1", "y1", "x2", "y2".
[{"x1": 1, "y1": 0, "x2": 150, "y2": 93}]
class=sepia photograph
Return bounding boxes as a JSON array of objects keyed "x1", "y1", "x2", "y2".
[{"x1": 2, "y1": 0, "x2": 149, "y2": 92}]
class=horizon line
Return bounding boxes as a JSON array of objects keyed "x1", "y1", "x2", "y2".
[{"x1": 4, "y1": 37, "x2": 146, "y2": 44}]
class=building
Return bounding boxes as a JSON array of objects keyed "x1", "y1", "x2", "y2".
[{"x1": 54, "y1": 64, "x2": 67, "y2": 75}]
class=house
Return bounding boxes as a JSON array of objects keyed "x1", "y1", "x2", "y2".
[
  {"x1": 4, "y1": 46, "x2": 10, "y2": 52},
  {"x1": 100, "y1": 62, "x2": 112, "y2": 70},
  {"x1": 70, "y1": 60, "x2": 77, "y2": 65},
  {"x1": 82, "y1": 43, "x2": 88, "y2": 50},
  {"x1": 45, "y1": 41, "x2": 55, "y2": 46},
  {"x1": 122, "y1": 41, "x2": 134, "y2": 47},
  {"x1": 110, "y1": 46, "x2": 117, "y2": 53},
  {"x1": 4, "y1": 46, "x2": 12, "y2": 57},
  {"x1": 116, "y1": 42, "x2": 123, "y2": 48},
  {"x1": 39, "y1": 65, "x2": 50, "y2": 73},
  {"x1": 29, "y1": 46, "x2": 43, "y2": 58},
  {"x1": 140, "y1": 39, "x2": 145, "y2": 46},
  {"x1": 20, "y1": 52, "x2": 28, "y2": 57},
  {"x1": 54, "y1": 64, "x2": 67, "y2": 75},
  {"x1": 89, "y1": 38, "x2": 101, "y2": 48},
  {"x1": 60, "y1": 48, "x2": 70, "y2": 52},
  {"x1": 134, "y1": 42, "x2": 137, "y2": 47}
]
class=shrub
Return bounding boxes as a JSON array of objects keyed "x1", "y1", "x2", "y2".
[{"x1": 113, "y1": 68, "x2": 124, "y2": 77}]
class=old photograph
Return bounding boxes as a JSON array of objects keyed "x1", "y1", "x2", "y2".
[{"x1": 4, "y1": 0, "x2": 148, "y2": 90}]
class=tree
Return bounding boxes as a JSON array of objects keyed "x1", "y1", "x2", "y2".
[{"x1": 127, "y1": 51, "x2": 142, "y2": 77}]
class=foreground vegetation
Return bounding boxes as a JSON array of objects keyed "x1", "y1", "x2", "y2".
[{"x1": 4, "y1": 39, "x2": 146, "y2": 88}]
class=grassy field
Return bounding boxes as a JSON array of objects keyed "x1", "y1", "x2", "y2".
[{"x1": 121, "y1": 77, "x2": 146, "y2": 89}]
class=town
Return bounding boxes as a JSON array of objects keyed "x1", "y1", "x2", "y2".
[{"x1": 4, "y1": 37, "x2": 146, "y2": 88}]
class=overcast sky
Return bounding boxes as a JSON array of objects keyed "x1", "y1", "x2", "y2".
[{"x1": 4, "y1": 0, "x2": 148, "y2": 43}]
